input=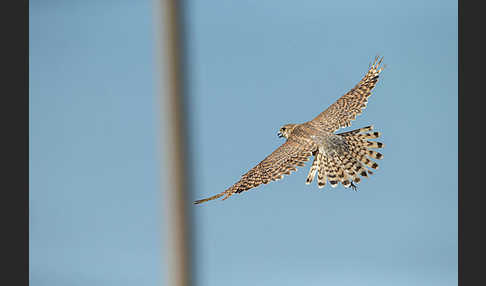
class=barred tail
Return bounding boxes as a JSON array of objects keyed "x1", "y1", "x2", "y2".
[
  {"x1": 338, "y1": 125, "x2": 384, "y2": 185},
  {"x1": 305, "y1": 125, "x2": 384, "y2": 189}
]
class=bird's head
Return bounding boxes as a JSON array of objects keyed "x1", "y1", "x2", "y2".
[{"x1": 277, "y1": 124, "x2": 298, "y2": 139}]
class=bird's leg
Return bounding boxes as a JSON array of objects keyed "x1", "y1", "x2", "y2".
[{"x1": 349, "y1": 181, "x2": 358, "y2": 192}]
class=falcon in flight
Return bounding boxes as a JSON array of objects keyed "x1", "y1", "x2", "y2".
[{"x1": 194, "y1": 56, "x2": 385, "y2": 204}]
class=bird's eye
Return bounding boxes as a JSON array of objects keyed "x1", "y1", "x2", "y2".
[{"x1": 282, "y1": 127, "x2": 286, "y2": 131}]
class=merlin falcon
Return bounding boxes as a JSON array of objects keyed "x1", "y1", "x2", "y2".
[{"x1": 194, "y1": 56, "x2": 386, "y2": 204}]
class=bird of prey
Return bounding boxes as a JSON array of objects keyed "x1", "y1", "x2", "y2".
[{"x1": 194, "y1": 56, "x2": 385, "y2": 204}]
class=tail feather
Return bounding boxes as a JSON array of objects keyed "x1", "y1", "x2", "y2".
[
  {"x1": 317, "y1": 153, "x2": 327, "y2": 188},
  {"x1": 340, "y1": 126, "x2": 384, "y2": 175},
  {"x1": 340, "y1": 153, "x2": 361, "y2": 184},
  {"x1": 352, "y1": 159, "x2": 369, "y2": 178},
  {"x1": 356, "y1": 132, "x2": 381, "y2": 139},
  {"x1": 345, "y1": 134, "x2": 381, "y2": 180},
  {"x1": 344, "y1": 144, "x2": 370, "y2": 179},
  {"x1": 335, "y1": 155, "x2": 352, "y2": 188},
  {"x1": 338, "y1": 125, "x2": 374, "y2": 136},
  {"x1": 326, "y1": 156, "x2": 339, "y2": 188},
  {"x1": 304, "y1": 125, "x2": 384, "y2": 189},
  {"x1": 346, "y1": 139, "x2": 384, "y2": 161},
  {"x1": 358, "y1": 154, "x2": 379, "y2": 170},
  {"x1": 367, "y1": 150, "x2": 384, "y2": 159},
  {"x1": 331, "y1": 155, "x2": 349, "y2": 187},
  {"x1": 306, "y1": 154, "x2": 319, "y2": 185},
  {"x1": 365, "y1": 141, "x2": 384, "y2": 149}
]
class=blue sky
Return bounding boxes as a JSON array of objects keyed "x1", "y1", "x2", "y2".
[{"x1": 30, "y1": 1, "x2": 457, "y2": 285}]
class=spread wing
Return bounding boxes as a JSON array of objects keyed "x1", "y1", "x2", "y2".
[
  {"x1": 309, "y1": 56, "x2": 385, "y2": 132},
  {"x1": 194, "y1": 136, "x2": 316, "y2": 204}
]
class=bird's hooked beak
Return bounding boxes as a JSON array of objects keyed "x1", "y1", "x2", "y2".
[{"x1": 277, "y1": 131, "x2": 283, "y2": 138}]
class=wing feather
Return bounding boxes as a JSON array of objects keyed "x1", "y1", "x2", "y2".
[
  {"x1": 194, "y1": 136, "x2": 316, "y2": 204},
  {"x1": 309, "y1": 56, "x2": 385, "y2": 132}
]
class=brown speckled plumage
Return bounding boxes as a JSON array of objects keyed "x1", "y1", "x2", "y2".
[{"x1": 194, "y1": 56, "x2": 385, "y2": 204}]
